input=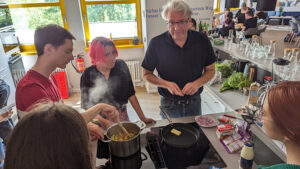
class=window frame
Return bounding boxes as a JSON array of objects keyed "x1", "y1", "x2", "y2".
[
  {"x1": 79, "y1": 0, "x2": 143, "y2": 49},
  {"x1": 2, "y1": 0, "x2": 68, "y2": 53},
  {"x1": 214, "y1": 0, "x2": 220, "y2": 13}
]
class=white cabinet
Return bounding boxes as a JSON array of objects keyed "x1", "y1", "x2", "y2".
[{"x1": 201, "y1": 89, "x2": 227, "y2": 115}]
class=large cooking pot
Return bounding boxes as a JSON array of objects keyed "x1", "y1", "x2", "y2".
[{"x1": 103, "y1": 121, "x2": 146, "y2": 157}]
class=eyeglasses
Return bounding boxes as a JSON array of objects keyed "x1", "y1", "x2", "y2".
[{"x1": 167, "y1": 18, "x2": 189, "y2": 27}]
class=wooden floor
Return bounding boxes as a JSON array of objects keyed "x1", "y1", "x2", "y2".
[{"x1": 63, "y1": 86, "x2": 162, "y2": 121}]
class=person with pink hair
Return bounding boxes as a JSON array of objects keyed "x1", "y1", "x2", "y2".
[
  {"x1": 259, "y1": 81, "x2": 300, "y2": 169},
  {"x1": 80, "y1": 37, "x2": 155, "y2": 143}
]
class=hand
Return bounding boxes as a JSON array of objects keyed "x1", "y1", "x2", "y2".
[
  {"x1": 182, "y1": 82, "x2": 200, "y2": 95},
  {"x1": 100, "y1": 118, "x2": 115, "y2": 130},
  {"x1": 165, "y1": 81, "x2": 184, "y2": 96},
  {"x1": 141, "y1": 117, "x2": 156, "y2": 124},
  {"x1": 100, "y1": 104, "x2": 119, "y2": 122},
  {"x1": 87, "y1": 123, "x2": 105, "y2": 141},
  {"x1": 0, "y1": 110, "x2": 13, "y2": 122}
]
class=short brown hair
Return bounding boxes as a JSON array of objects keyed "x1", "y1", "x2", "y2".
[
  {"x1": 34, "y1": 24, "x2": 75, "y2": 56},
  {"x1": 4, "y1": 103, "x2": 92, "y2": 169},
  {"x1": 246, "y1": 10, "x2": 254, "y2": 17}
]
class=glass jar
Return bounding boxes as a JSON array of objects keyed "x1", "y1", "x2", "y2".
[{"x1": 272, "y1": 58, "x2": 290, "y2": 81}]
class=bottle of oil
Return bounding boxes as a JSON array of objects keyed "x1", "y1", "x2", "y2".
[{"x1": 239, "y1": 141, "x2": 254, "y2": 169}]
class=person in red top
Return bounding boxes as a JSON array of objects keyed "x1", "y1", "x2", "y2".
[{"x1": 15, "y1": 25, "x2": 119, "y2": 138}]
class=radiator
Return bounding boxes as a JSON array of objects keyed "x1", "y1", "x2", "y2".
[{"x1": 125, "y1": 60, "x2": 142, "y2": 85}]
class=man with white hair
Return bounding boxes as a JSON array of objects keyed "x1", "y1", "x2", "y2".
[{"x1": 142, "y1": 0, "x2": 216, "y2": 118}]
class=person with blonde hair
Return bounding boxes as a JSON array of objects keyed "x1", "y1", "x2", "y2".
[
  {"x1": 4, "y1": 103, "x2": 93, "y2": 169},
  {"x1": 142, "y1": 0, "x2": 216, "y2": 118},
  {"x1": 259, "y1": 81, "x2": 300, "y2": 169},
  {"x1": 235, "y1": 2, "x2": 251, "y2": 23}
]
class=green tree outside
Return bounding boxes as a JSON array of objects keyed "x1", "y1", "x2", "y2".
[
  {"x1": 87, "y1": 4, "x2": 136, "y2": 23},
  {"x1": 1, "y1": 0, "x2": 136, "y2": 35}
]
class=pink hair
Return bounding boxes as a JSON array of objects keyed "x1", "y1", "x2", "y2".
[{"x1": 88, "y1": 37, "x2": 118, "y2": 65}]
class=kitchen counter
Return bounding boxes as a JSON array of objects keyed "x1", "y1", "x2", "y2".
[
  {"x1": 204, "y1": 84, "x2": 248, "y2": 111},
  {"x1": 139, "y1": 112, "x2": 286, "y2": 169},
  {"x1": 140, "y1": 115, "x2": 252, "y2": 169}
]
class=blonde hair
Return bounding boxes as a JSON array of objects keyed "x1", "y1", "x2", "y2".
[{"x1": 161, "y1": 0, "x2": 192, "y2": 21}]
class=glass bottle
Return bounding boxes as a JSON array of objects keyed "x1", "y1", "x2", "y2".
[
  {"x1": 283, "y1": 48, "x2": 292, "y2": 60},
  {"x1": 251, "y1": 35, "x2": 259, "y2": 47},
  {"x1": 291, "y1": 48, "x2": 299, "y2": 72},
  {"x1": 269, "y1": 40, "x2": 276, "y2": 59},
  {"x1": 228, "y1": 29, "x2": 234, "y2": 50}
]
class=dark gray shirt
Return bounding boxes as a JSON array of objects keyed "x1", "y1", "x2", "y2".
[{"x1": 80, "y1": 60, "x2": 135, "y2": 110}]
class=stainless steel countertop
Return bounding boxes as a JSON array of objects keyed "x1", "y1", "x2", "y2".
[
  {"x1": 140, "y1": 113, "x2": 287, "y2": 169},
  {"x1": 140, "y1": 115, "x2": 254, "y2": 169}
]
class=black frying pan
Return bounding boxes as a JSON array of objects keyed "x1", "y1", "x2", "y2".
[{"x1": 159, "y1": 106, "x2": 200, "y2": 148}]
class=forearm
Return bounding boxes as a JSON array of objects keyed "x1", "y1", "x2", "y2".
[
  {"x1": 81, "y1": 103, "x2": 104, "y2": 123},
  {"x1": 143, "y1": 72, "x2": 169, "y2": 89},
  {"x1": 194, "y1": 69, "x2": 215, "y2": 88},
  {"x1": 129, "y1": 95, "x2": 146, "y2": 120}
]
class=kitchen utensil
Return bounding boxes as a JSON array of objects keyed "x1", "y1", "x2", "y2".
[
  {"x1": 224, "y1": 114, "x2": 243, "y2": 121},
  {"x1": 103, "y1": 121, "x2": 146, "y2": 157},
  {"x1": 159, "y1": 106, "x2": 200, "y2": 148},
  {"x1": 117, "y1": 119, "x2": 129, "y2": 136},
  {"x1": 159, "y1": 106, "x2": 172, "y2": 124},
  {"x1": 235, "y1": 59, "x2": 250, "y2": 73}
]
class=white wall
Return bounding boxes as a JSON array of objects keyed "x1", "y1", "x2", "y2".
[{"x1": 68, "y1": 48, "x2": 145, "y2": 92}]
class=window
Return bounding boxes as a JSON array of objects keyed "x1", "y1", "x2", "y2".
[
  {"x1": 1, "y1": 0, "x2": 67, "y2": 52},
  {"x1": 80, "y1": 0, "x2": 142, "y2": 47},
  {"x1": 214, "y1": 0, "x2": 220, "y2": 12}
]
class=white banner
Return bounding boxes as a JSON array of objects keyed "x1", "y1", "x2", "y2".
[{"x1": 142, "y1": 0, "x2": 214, "y2": 49}]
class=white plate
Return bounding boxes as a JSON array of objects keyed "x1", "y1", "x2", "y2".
[{"x1": 195, "y1": 115, "x2": 219, "y2": 128}]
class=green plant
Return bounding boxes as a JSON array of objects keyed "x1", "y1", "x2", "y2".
[
  {"x1": 219, "y1": 72, "x2": 252, "y2": 92},
  {"x1": 215, "y1": 63, "x2": 233, "y2": 78}
]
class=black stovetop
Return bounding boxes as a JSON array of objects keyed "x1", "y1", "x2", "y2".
[{"x1": 146, "y1": 122, "x2": 227, "y2": 169}]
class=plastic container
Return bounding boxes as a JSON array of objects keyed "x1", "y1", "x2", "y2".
[{"x1": 239, "y1": 141, "x2": 254, "y2": 169}]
